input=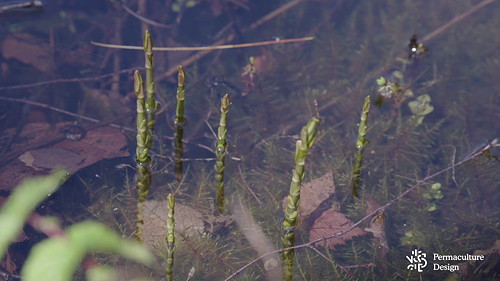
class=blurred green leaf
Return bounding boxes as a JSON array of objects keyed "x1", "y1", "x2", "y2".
[
  {"x1": 86, "y1": 265, "x2": 117, "y2": 281},
  {"x1": 0, "y1": 169, "x2": 68, "y2": 258},
  {"x1": 22, "y1": 221, "x2": 153, "y2": 281},
  {"x1": 68, "y1": 221, "x2": 153, "y2": 265},
  {"x1": 22, "y1": 238, "x2": 82, "y2": 281}
]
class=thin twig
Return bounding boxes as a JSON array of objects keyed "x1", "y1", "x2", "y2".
[
  {"x1": 237, "y1": 165, "x2": 263, "y2": 206},
  {"x1": 158, "y1": 0, "x2": 307, "y2": 80},
  {"x1": 307, "y1": 245, "x2": 357, "y2": 279},
  {"x1": 0, "y1": 96, "x2": 131, "y2": 131},
  {"x1": 0, "y1": 67, "x2": 139, "y2": 91},
  {"x1": 116, "y1": 0, "x2": 172, "y2": 29},
  {"x1": 421, "y1": 0, "x2": 494, "y2": 43},
  {"x1": 91, "y1": 36, "x2": 314, "y2": 51}
]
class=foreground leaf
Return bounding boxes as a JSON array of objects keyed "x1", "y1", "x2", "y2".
[
  {"x1": 22, "y1": 221, "x2": 153, "y2": 281},
  {"x1": 0, "y1": 169, "x2": 67, "y2": 258}
]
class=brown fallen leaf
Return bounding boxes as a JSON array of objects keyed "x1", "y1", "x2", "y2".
[
  {"x1": 1, "y1": 33, "x2": 52, "y2": 72},
  {"x1": 282, "y1": 171, "x2": 336, "y2": 218},
  {"x1": 309, "y1": 208, "x2": 368, "y2": 250},
  {"x1": 0, "y1": 121, "x2": 129, "y2": 190},
  {"x1": 19, "y1": 148, "x2": 85, "y2": 170}
]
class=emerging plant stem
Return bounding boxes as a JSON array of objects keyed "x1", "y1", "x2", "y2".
[
  {"x1": 215, "y1": 94, "x2": 231, "y2": 213},
  {"x1": 282, "y1": 117, "x2": 319, "y2": 281}
]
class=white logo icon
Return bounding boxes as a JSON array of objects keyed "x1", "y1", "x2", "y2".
[{"x1": 406, "y1": 249, "x2": 427, "y2": 272}]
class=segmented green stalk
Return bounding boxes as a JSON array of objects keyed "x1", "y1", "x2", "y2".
[
  {"x1": 282, "y1": 117, "x2": 319, "y2": 281},
  {"x1": 215, "y1": 94, "x2": 231, "y2": 213},
  {"x1": 175, "y1": 66, "x2": 186, "y2": 124},
  {"x1": 143, "y1": 30, "x2": 157, "y2": 147},
  {"x1": 166, "y1": 193, "x2": 175, "y2": 281},
  {"x1": 135, "y1": 71, "x2": 148, "y2": 164},
  {"x1": 352, "y1": 96, "x2": 371, "y2": 200},
  {"x1": 174, "y1": 66, "x2": 186, "y2": 182},
  {"x1": 135, "y1": 30, "x2": 157, "y2": 241},
  {"x1": 134, "y1": 70, "x2": 151, "y2": 202},
  {"x1": 134, "y1": 70, "x2": 151, "y2": 241}
]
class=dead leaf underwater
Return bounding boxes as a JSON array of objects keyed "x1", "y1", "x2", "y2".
[
  {"x1": 282, "y1": 171, "x2": 369, "y2": 250},
  {"x1": 309, "y1": 209, "x2": 368, "y2": 250},
  {"x1": 281, "y1": 171, "x2": 336, "y2": 218},
  {"x1": 0, "y1": 121, "x2": 129, "y2": 190}
]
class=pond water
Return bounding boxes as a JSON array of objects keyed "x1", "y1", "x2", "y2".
[{"x1": 1, "y1": 0, "x2": 499, "y2": 280}]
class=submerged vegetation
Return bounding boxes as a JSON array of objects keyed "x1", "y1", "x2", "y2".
[{"x1": 0, "y1": 1, "x2": 499, "y2": 280}]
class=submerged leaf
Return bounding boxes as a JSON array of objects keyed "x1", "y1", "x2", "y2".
[
  {"x1": 282, "y1": 171, "x2": 336, "y2": 218},
  {"x1": 309, "y1": 209, "x2": 367, "y2": 250},
  {"x1": 19, "y1": 149, "x2": 85, "y2": 170},
  {"x1": 0, "y1": 122, "x2": 129, "y2": 190}
]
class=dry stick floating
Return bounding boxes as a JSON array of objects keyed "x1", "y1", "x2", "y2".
[
  {"x1": 224, "y1": 139, "x2": 499, "y2": 281},
  {"x1": 352, "y1": 96, "x2": 371, "y2": 200},
  {"x1": 0, "y1": 2, "x2": 309, "y2": 89},
  {"x1": 94, "y1": 0, "x2": 308, "y2": 80},
  {"x1": 282, "y1": 117, "x2": 319, "y2": 281},
  {"x1": 91, "y1": 36, "x2": 314, "y2": 51},
  {"x1": 174, "y1": 66, "x2": 186, "y2": 182},
  {"x1": 215, "y1": 94, "x2": 231, "y2": 214},
  {"x1": 165, "y1": 193, "x2": 175, "y2": 281}
]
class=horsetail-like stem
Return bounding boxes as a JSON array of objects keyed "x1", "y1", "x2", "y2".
[
  {"x1": 144, "y1": 30, "x2": 157, "y2": 146},
  {"x1": 135, "y1": 71, "x2": 149, "y2": 164},
  {"x1": 174, "y1": 66, "x2": 186, "y2": 182},
  {"x1": 174, "y1": 66, "x2": 186, "y2": 124},
  {"x1": 135, "y1": 30, "x2": 157, "y2": 241},
  {"x1": 282, "y1": 117, "x2": 319, "y2": 281},
  {"x1": 215, "y1": 94, "x2": 231, "y2": 213},
  {"x1": 134, "y1": 70, "x2": 151, "y2": 240},
  {"x1": 166, "y1": 193, "x2": 175, "y2": 281},
  {"x1": 352, "y1": 96, "x2": 371, "y2": 200}
]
